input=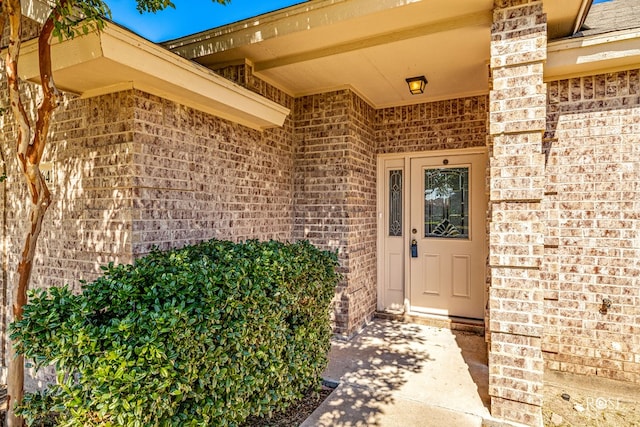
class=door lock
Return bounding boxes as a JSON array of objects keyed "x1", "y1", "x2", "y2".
[{"x1": 411, "y1": 239, "x2": 418, "y2": 258}]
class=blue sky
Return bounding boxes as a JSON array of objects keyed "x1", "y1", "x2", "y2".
[
  {"x1": 104, "y1": 0, "x2": 610, "y2": 43},
  {"x1": 104, "y1": 0, "x2": 307, "y2": 42}
]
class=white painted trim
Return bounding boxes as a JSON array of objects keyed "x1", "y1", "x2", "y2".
[
  {"x1": 166, "y1": 0, "x2": 460, "y2": 55},
  {"x1": 376, "y1": 156, "x2": 385, "y2": 311},
  {"x1": 378, "y1": 146, "x2": 487, "y2": 161},
  {"x1": 548, "y1": 28, "x2": 640, "y2": 51},
  {"x1": 289, "y1": 84, "x2": 489, "y2": 110},
  {"x1": 81, "y1": 82, "x2": 136, "y2": 99},
  {"x1": 572, "y1": 0, "x2": 594, "y2": 36},
  {"x1": 546, "y1": 28, "x2": 640, "y2": 81},
  {"x1": 374, "y1": 90, "x2": 490, "y2": 110},
  {"x1": 377, "y1": 157, "x2": 408, "y2": 312}
]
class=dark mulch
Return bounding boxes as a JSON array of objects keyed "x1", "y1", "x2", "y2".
[
  {"x1": 241, "y1": 386, "x2": 333, "y2": 427},
  {"x1": 0, "y1": 384, "x2": 334, "y2": 427}
]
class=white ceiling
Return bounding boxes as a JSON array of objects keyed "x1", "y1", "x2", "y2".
[{"x1": 166, "y1": 0, "x2": 588, "y2": 108}]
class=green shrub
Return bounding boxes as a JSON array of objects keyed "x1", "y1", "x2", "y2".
[{"x1": 11, "y1": 239, "x2": 339, "y2": 426}]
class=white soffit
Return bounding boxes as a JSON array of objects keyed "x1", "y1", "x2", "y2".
[
  {"x1": 167, "y1": 0, "x2": 495, "y2": 107},
  {"x1": 16, "y1": 24, "x2": 290, "y2": 131},
  {"x1": 166, "y1": 0, "x2": 594, "y2": 108},
  {"x1": 546, "y1": 28, "x2": 640, "y2": 80}
]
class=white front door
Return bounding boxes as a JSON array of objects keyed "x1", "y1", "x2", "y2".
[
  {"x1": 408, "y1": 152, "x2": 486, "y2": 319},
  {"x1": 378, "y1": 151, "x2": 486, "y2": 318}
]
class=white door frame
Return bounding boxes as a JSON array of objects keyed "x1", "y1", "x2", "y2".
[{"x1": 376, "y1": 147, "x2": 488, "y2": 316}]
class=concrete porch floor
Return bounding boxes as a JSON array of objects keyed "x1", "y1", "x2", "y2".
[{"x1": 301, "y1": 318, "x2": 492, "y2": 427}]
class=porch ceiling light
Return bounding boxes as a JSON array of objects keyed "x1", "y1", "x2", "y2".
[{"x1": 405, "y1": 75, "x2": 428, "y2": 95}]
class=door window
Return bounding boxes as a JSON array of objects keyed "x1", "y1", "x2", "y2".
[
  {"x1": 389, "y1": 169, "x2": 403, "y2": 237},
  {"x1": 424, "y1": 167, "x2": 469, "y2": 239}
]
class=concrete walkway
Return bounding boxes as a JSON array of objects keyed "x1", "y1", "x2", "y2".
[{"x1": 301, "y1": 318, "x2": 492, "y2": 427}]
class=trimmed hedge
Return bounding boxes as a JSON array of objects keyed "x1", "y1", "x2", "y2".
[{"x1": 11, "y1": 239, "x2": 339, "y2": 426}]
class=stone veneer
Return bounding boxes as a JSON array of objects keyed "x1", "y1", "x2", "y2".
[{"x1": 543, "y1": 69, "x2": 640, "y2": 383}]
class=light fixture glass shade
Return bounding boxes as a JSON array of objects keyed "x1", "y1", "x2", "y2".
[{"x1": 406, "y1": 75, "x2": 428, "y2": 95}]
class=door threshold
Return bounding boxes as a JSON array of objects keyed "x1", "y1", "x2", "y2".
[{"x1": 375, "y1": 311, "x2": 485, "y2": 336}]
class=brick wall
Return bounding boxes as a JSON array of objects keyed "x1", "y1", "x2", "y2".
[
  {"x1": 131, "y1": 89, "x2": 295, "y2": 255},
  {"x1": 0, "y1": 67, "x2": 296, "y2": 377},
  {"x1": 291, "y1": 89, "x2": 343, "y2": 333},
  {"x1": 0, "y1": 16, "x2": 41, "y2": 48},
  {"x1": 0, "y1": 87, "x2": 137, "y2": 377},
  {"x1": 1, "y1": 84, "x2": 294, "y2": 293},
  {"x1": 1, "y1": 90, "x2": 137, "y2": 293},
  {"x1": 294, "y1": 92, "x2": 490, "y2": 335},
  {"x1": 345, "y1": 93, "x2": 377, "y2": 334},
  {"x1": 1, "y1": 58, "x2": 296, "y2": 349},
  {"x1": 543, "y1": 69, "x2": 640, "y2": 383},
  {"x1": 4, "y1": 21, "x2": 637, "y2": 408},
  {"x1": 375, "y1": 96, "x2": 488, "y2": 154},
  {"x1": 293, "y1": 90, "x2": 377, "y2": 336},
  {"x1": 375, "y1": 94, "x2": 491, "y2": 328},
  {"x1": 0, "y1": 122, "x2": 6, "y2": 367},
  {"x1": 488, "y1": 0, "x2": 547, "y2": 425}
]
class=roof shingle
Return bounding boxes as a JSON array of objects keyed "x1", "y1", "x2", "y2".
[{"x1": 580, "y1": 0, "x2": 640, "y2": 37}]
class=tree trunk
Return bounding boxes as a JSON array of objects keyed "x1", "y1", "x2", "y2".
[
  {"x1": 6, "y1": 187, "x2": 50, "y2": 427},
  {"x1": 0, "y1": 0, "x2": 7, "y2": 373},
  {"x1": 3, "y1": 1, "x2": 59, "y2": 425}
]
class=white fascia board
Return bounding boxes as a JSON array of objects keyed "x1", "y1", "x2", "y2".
[
  {"x1": 15, "y1": 23, "x2": 289, "y2": 130},
  {"x1": 546, "y1": 28, "x2": 640, "y2": 80},
  {"x1": 100, "y1": 25, "x2": 290, "y2": 130},
  {"x1": 166, "y1": 0, "x2": 416, "y2": 57}
]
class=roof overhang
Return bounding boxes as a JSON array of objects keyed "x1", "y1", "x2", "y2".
[
  {"x1": 19, "y1": 0, "x2": 617, "y2": 114},
  {"x1": 165, "y1": 0, "x2": 592, "y2": 108},
  {"x1": 20, "y1": 0, "x2": 51, "y2": 24},
  {"x1": 546, "y1": 28, "x2": 640, "y2": 80},
  {"x1": 16, "y1": 23, "x2": 290, "y2": 131},
  {"x1": 544, "y1": 0, "x2": 593, "y2": 40},
  {"x1": 166, "y1": 0, "x2": 495, "y2": 107}
]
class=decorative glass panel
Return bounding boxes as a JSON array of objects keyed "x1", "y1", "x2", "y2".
[
  {"x1": 389, "y1": 169, "x2": 403, "y2": 237},
  {"x1": 424, "y1": 167, "x2": 469, "y2": 238}
]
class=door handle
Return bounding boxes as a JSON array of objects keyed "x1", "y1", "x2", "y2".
[{"x1": 411, "y1": 239, "x2": 418, "y2": 258}]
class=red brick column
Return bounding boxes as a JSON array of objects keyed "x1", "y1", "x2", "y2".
[{"x1": 488, "y1": 1, "x2": 547, "y2": 425}]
